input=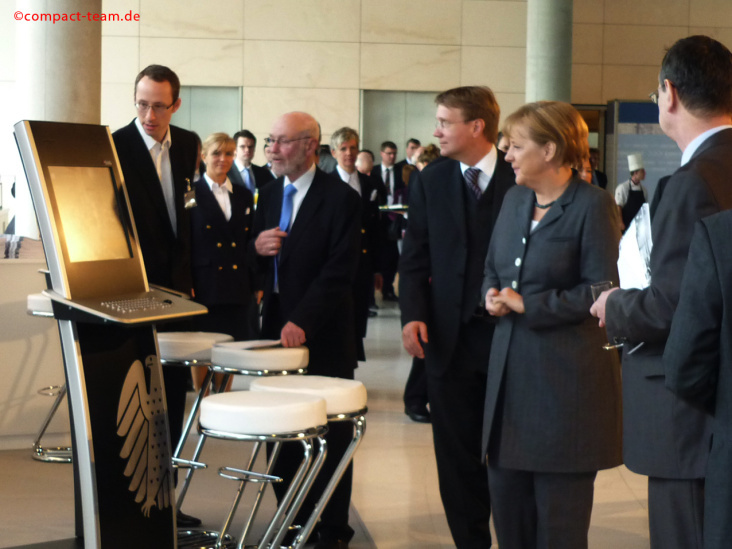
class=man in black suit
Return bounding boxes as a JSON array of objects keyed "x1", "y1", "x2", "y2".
[
  {"x1": 112, "y1": 64, "x2": 200, "y2": 527},
  {"x1": 399, "y1": 86, "x2": 515, "y2": 549},
  {"x1": 393, "y1": 137, "x2": 421, "y2": 178},
  {"x1": 589, "y1": 147, "x2": 608, "y2": 189},
  {"x1": 228, "y1": 129, "x2": 274, "y2": 193},
  {"x1": 664, "y1": 211, "x2": 732, "y2": 549},
  {"x1": 254, "y1": 112, "x2": 361, "y2": 549},
  {"x1": 592, "y1": 35, "x2": 732, "y2": 549},
  {"x1": 329, "y1": 127, "x2": 386, "y2": 361},
  {"x1": 376, "y1": 140, "x2": 405, "y2": 301}
]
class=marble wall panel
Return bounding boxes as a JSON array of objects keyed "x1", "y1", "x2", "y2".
[
  {"x1": 243, "y1": 0, "x2": 361, "y2": 42},
  {"x1": 360, "y1": 44, "x2": 461, "y2": 91},
  {"x1": 243, "y1": 41, "x2": 359, "y2": 89},
  {"x1": 101, "y1": 36, "x2": 139, "y2": 84},
  {"x1": 101, "y1": 0, "x2": 140, "y2": 37},
  {"x1": 139, "y1": 0, "x2": 243, "y2": 39},
  {"x1": 688, "y1": 27, "x2": 732, "y2": 49},
  {"x1": 494, "y1": 91, "x2": 526, "y2": 124},
  {"x1": 139, "y1": 38, "x2": 244, "y2": 87},
  {"x1": 573, "y1": 0, "x2": 605, "y2": 24},
  {"x1": 461, "y1": 46, "x2": 526, "y2": 93},
  {"x1": 690, "y1": 0, "x2": 732, "y2": 27},
  {"x1": 604, "y1": 0, "x2": 689, "y2": 26},
  {"x1": 462, "y1": 1, "x2": 527, "y2": 47},
  {"x1": 242, "y1": 87, "x2": 360, "y2": 138},
  {"x1": 572, "y1": 63, "x2": 603, "y2": 104},
  {"x1": 361, "y1": 0, "x2": 462, "y2": 45},
  {"x1": 102, "y1": 82, "x2": 137, "y2": 132},
  {"x1": 602, "y1": 64, "x2": 661, "y2": 103},
  {"x1": 603, "y1": 25, "x2": 688, "y2": 66},
  {"x1": 573, "y1": 24, "x2": 603, "y2": 64}
]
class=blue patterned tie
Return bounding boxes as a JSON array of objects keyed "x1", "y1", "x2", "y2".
[
  {"x1": 244, "y1": 167, "x2": 255, "y2": 193},
  {"x1": 464, "y1": 167, "x2": 482, "y2": 200},
  {"x1": 275, "y1": 184, "x2": 298, "y2": 288}
]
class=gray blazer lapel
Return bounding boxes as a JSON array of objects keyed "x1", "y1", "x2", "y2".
[{"x1": 531, "y1": 179, "x2": 579, "y2": 234}]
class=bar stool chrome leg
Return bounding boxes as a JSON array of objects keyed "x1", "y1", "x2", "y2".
[{"x1": 32, "y1": 384, "x2": 72, "y2": 463}]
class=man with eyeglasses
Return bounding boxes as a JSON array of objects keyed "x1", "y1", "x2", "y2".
[
  {"x1": 591, "y1": 35, "x2": 732, "y2": 549},
  {"x1": 112, "y1": 64, "x2": 200, "y2": 528},
  {"x1": 253, "y1": 112, "x2": 361, "y2": 549},
  {"x1": 399, "y1": 86, "x2": 514, "y2": 549}
]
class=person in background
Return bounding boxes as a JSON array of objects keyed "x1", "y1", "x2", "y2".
[
  {"x1": 228, "y1": 129, "x2": 275, "y2": 193},
  {"x1": 589, "y1": 147, "x2": 608, "y2": 189},
  {"x1": 356, "y1": 149, "x2": 375, "y2": 176},
  {"x1": 615, "y1": 153, "x2": 648, "y2": 231}
]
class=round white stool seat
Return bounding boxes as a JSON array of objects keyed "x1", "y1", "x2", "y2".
[
  {"x1": 157, "y1": 331, "x2": 233, "y2": 362},
  {"x1": 249, "y1": 376, "x2": 367, "y2": 416},
  {"x1": 200, "y1": 391, "x2": 326, "y2": 435},
  {"x1": 27, "y1": 293, "x2": 54, "y2": 316},
  {"x1": 212, "y1": 340, "x2": 309, "y2": 373}
]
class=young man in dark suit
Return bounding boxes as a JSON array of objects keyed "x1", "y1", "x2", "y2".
[
  {"x1": 253, "y1": 112, "x2": 361, "y2": 549},
  {"x1": 112, "y1": 64, "x2": 201, "y2": 527},
  {"x1": 592, "y1": 35, "x2": 732, "y2": 549},
  {"x1": 399, "y1": 86, "x2": 515, "y2": 549},
  {"x1": 329, "y1": 126, "x2": 386, "y2": 361},
  {"x1": 228, "y1": 129, "x2": 274, "y2": 193},
  {"x1": 376, "y1": 140, "x2": 405, "y2": 301}
]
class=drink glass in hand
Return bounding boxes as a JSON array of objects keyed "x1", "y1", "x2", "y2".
[{"x1": 591, "y1": 281, "x2": 623, "y2": 350}]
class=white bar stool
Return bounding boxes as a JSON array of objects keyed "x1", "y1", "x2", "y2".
[
  {"x1": 156, "y1": 331, "x2": 234, "y2": 463},
  {"x1": 27, "y1": 293, "x2": 72, "y2": 463},
  {"x1": 177, "y1": 340, "x2": 309, "y2": 508},
  {"x1": 199, "y1": 390, "x2": 328, "y2": 549},
  {"x1": 249, "y1": 376, "x2": 368, "y2": 549}
]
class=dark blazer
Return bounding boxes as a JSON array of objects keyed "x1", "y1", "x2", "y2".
[
  {"x1": 481, "y1": 180, "x2": 622, "y2": 471},
  {"x1": 190, "y1": 178, "x2": 255, "y2": 305},
  {"x1": 399, "y1": 154, "x2": 514, "y2": 375},
  {"x1": 113, "y1": 120, "x2": 197, "y2": 293},
  {"x1": 253, "y1": 167, "x2": 362, "y2": 376},
  {"x1": 606, "y1": 128, "x2": 732, "y2": 478},
  {"x1": 665, "y1": 211, "x2": 732, "y2": 549},
  {"x1": 228, "y1": 163, "x2": 275, "y2": 191},
  {"x1": 592, "y1": 169, "x2": 608, "y2": 189},
  {"x1": 376, "y1": 164, "x2": 406, "y2": 204}
]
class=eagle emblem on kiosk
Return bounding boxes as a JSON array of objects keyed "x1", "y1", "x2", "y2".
[{"x1": 116, "y1": 355, "x2": 173, "y2": 516}]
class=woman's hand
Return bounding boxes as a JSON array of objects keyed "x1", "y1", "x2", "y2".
[
  {"x1": 485, "y1": 288, "x2": 511, "y2": 317},
  {"x1": 485, "y1": 287, "x2": 525, "y2": 316}
]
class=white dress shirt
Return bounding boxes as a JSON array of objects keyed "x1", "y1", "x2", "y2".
[
  {"x1": 135, "y1": 117, "x2": 176, "y2": 233},
  {"x1": 459, "y1": 146, "x2": 498, "y2": 192},
  {"x1": 283, "y1": 162, "x2": 316, "y2": 230},
  {"x1": 204, "y1": 173, "x2": 233, "y2": 221},
  {"x1": 681, "y1": 125, "x2": 732, "y2": 166},
  {"x1": 336, "y1": 165, "x2": 362, "y2": 196}
]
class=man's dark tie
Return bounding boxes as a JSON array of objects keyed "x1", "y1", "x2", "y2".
[
  {"x1": 464, "y1": 167, "x2": 482, "y2": 200},
  {"x1": 275, "y1": 184, "x2": 298, "y2": 287}
]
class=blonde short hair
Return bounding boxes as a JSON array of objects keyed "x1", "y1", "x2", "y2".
[
  {"x1": 201, "y1": 132, "x2": 235, "y2": 156},
  {"x1": 502, "y1": 101, "x2": 588, "y2": 169}
]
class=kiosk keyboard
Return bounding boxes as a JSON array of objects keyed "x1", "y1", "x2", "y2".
[{"x1": 101, "y1": 295, "x2": 173, "y2": 314}]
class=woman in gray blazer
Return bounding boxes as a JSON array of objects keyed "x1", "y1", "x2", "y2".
[{"x1": 481, "y1": 101, "x2": 622, "y2": 549}]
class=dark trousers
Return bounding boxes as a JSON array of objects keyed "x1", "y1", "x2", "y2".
[
  {"x1": 380, "y1": 240, "x2": 399, "y2": 297},
  {"x1": 427, "y1": 320, "x2": 493, "y2": 549},
  {"x1": 648, "y1": 477, "x2": 704, "y2": 549},
  {"x1": 403, "y1": 357, "x2": 428, "y2": 409},
  {"x1": 488, "y1": 465, "x2": 597, "y2": 549}
]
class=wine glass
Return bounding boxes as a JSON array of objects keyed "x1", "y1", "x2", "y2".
[{"x1": 591, "y1": 281, "x2": 623, "y2": 350}]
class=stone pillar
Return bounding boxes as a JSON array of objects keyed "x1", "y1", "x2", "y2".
[
  {"x1": 525, "y1": 0, "x2": 573, "y2": 103},
  {"x1": 14, "y1": 0, "x2": 101, "y2": 237},
  {"x1": 16, "y1": 0, "x2": 102, "y2": 123}
]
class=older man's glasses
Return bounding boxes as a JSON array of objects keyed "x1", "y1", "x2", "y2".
[
  {"x1": 263, "y1": 136, "x2": 311, "y2": 147},
  {"x1": 135, "y1": 102, "x2": 175, "y2": 115}
]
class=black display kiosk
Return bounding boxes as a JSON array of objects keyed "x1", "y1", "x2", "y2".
[{"x1": 14, "y1": 120, "x2": 207, "y2": 549}]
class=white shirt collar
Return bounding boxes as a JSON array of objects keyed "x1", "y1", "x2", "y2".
[
  {"x1": 681, "y1": 125, "x2": 732, "y2": 166},
  {"x1": 203, "y1": 172, "x2": 233, "y2": 194},
  {"x1": 135, "y1": 117, "x2": 171, "y2": 151},
  {"x1": 234, "y1": 159, "x2": 250, "y2": 172},
  {"x1": 460, "y1": 146, "x2": 498, "y2": 192},
  {"x1": 284, "y1": 162, "x2": 316, "y2": 194}
]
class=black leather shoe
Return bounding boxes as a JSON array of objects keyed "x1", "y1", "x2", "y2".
[
  {"x1": 405, "y1": 405, "x2": 430, "y2": 423},
  {"x1": 176, "y1": 509, "x2": 202, "y2": 528},
  {"x1": 383, "y1": 293, "x2": 399, "y2": 302}
]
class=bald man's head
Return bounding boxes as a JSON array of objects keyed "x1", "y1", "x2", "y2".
[{"x1": 268, "y1": 112, "x2": 319, "y2": 180}]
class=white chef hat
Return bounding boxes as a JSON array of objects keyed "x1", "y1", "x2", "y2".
[{"x1": 628, "y1": 153, "x2": 644, "y2": 172}]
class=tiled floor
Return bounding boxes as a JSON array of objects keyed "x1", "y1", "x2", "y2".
[{"x1": 1, "y1": 299, "x2": 651, "y2": 548}]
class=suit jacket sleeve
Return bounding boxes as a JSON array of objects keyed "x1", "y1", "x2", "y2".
[
  {"x1": 288, "y1": 187, "x2": 361, "y2": 338},
  {"x1": 398, "y1": 170, "x2": 431, "y2": 325},
  {"x1": 664, "y1": 220, "x2": 721, "y2": 414},
  {"x1": 606, "y1": 168, "x2": 722, "y2": 344}
]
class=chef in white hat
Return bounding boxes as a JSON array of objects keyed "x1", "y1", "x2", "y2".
[{"x1": 615, "y1": 152, "x2": 648, "y2": 231}]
